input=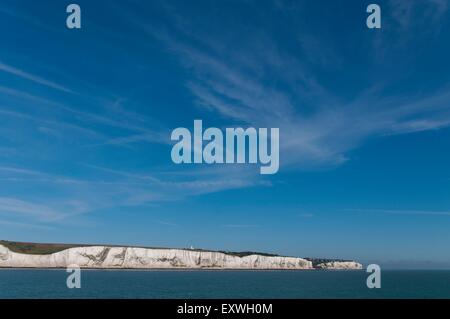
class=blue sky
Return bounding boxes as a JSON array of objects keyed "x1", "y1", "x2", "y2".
[{"x1": 1, "y1": 0, "x2": 450, "y2": 268}]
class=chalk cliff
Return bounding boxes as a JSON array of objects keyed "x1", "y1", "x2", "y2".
[
  {"x1": 316, "y1": 261, "x2": 363, "y2": 270},
  {"x1": 0, "y1": 244, "x2": 316, "y2": 270}
]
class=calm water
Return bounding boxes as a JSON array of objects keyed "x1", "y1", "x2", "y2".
[{"x1": 0, "y1": 269, "x2": 449, "y2": 299}]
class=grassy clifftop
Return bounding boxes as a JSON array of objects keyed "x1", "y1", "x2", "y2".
[
  {"x1": 0, "y1": 240, "x2": 280, "y2": 257},
  {"x1": 0, "y1": 240, "x2": 87, "y2": 255}
]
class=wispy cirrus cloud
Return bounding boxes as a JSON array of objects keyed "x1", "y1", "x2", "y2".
[
  {"x1": 347, "y1": 208, "x2": 450, "y2": 217},
  {"x1": 0, "y1": 84, "x2": 168, "y2": 149},
  {"x1": 83, "y1": 164, "x2": 267, "y2": 200},
  {"x1": 389, "y1": 0, "x2": 449, "y2": 30},
  {"x1": 156, "y1": 220, "x2": 180, "y2": 227},
  {"x1": 373, "y1": 0, "x2": 450, "y2": 55},
  {"x1": 0, "y1": 218, "x2": 54, "y2": 230},
  {"x1": 222, "y1": 224, "x2": 260, "y2": 228},
  {"x1": 130, "y1": 1, "x2": 450, "y2": 170},
  {"x1": 0, "y1": 107, "x2": 105, "y2": 140},
  {"x1": 0, "y1": 61, "x2": 73, "y2": 93},
  {"x1": 0, "y1": 163, "x2": 266, "y2": 226},
  {"x1": 0, "y1": 197, "x2": 72, "y2": 221}
]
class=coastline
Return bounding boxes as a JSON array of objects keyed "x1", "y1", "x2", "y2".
[{"x1": 0, "y1": 241, "x2": 363, "y2": 271}]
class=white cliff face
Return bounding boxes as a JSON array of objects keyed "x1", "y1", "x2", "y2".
[
  {"x1": 0, "y1": 244, "x2": 313, "y2": 270},
  {"x1": 316, "y1": 261, "x2": 363, "y2": 270}
]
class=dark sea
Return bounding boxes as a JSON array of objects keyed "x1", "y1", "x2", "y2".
[{"x1": 0, "y1": 269, "x2": 449, "y2": 299}]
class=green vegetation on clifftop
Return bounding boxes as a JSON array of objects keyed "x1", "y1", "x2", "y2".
[{"x1": 0, "y1": 240, "x2": 279, "y2": 257}]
